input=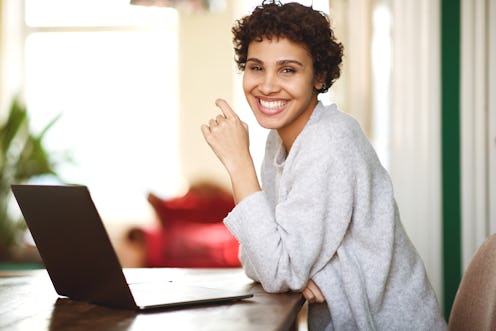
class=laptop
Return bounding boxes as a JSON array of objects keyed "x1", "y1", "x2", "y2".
[{"x1": 11, "y1": 184, "x2": 253, "y2": 310}]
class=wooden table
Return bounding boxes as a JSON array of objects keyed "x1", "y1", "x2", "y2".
[{"x1": 0, "y1": 268, "x2": 305, "y2": 331}]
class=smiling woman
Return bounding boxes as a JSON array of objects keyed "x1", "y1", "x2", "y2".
[
  {"x1": 201, "y1": 2, "x2": 447, "y2": 330},
  {"x1": 2, "y1": 0, "x2": 183, "y2": 223}
]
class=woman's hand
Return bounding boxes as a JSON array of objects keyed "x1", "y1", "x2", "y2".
[
  {"x1": 201, "y1": 99, "x2": 250, "y2": 173},
  {"x1": 201, "y1": 99, "x2": 261, "y2": 203},
  {"x1": 302, "y1": 279, "x2": 326, "y2": 304}
]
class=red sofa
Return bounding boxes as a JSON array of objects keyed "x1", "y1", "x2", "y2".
[{"x1": 130, "y1": 182, "x2": 241, "y2": 268}]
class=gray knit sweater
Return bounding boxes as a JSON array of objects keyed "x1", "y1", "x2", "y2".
[{"x1": 224, "y1": 102, "x2": 447, "y2": 330}]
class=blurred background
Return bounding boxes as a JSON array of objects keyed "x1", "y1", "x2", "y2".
[{"x1": 0, "y1": 0, "x2": 495, "y2": 320}]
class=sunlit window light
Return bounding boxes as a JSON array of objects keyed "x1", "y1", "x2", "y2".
[
  {"x1": 21, "y1": 1, "x2": 182, "y2": 224},
  {"x1": 25, "y1": 0, "x2": 177, "y2": 27}
]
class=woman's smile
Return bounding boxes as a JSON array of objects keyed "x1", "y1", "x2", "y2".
[{"x1": 257, "y1": 97, "x2": 288, "y2": 115}]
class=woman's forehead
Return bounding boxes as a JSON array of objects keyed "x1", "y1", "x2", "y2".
[{"x1": 247, "y1": 37, "x2": 313, "y2": 63}]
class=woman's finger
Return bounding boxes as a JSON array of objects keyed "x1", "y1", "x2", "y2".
[
  {"x1": 216, "y1": 114, "x2": 226, "y2": 123},
  {"x1": 215, "y1": 98, "x2": 238, "y2": 119},
  {"x1": 302, "y1": 287, "x2": 315, "y2": 303},
  {"x1": 200, "y1": 124, "x2": 211, "y2": 137},
  {"x1": 208, "y1": 118, "x2": 218, "y2": 128},
  {"x1": 306, "y1": 279, "x2": 326, "y2": 303}
]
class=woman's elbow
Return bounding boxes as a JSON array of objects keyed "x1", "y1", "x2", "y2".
[{"x1": 259, "y1": 277, "x2": 306, "y2": 293}]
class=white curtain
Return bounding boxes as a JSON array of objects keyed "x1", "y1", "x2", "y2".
[{"x1": 329, "y1": 0, "x2": 443, "y2": 306}]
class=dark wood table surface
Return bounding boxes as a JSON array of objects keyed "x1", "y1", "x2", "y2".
[{"x1": 0, "y1": 268, "x2": 305, "y2": 331}]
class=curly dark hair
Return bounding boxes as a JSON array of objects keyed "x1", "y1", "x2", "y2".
[{"x1": 232, "y1": 1, "x2": 344, "y2": 93}]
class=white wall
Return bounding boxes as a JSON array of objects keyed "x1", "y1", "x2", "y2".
[{"x1": 178, "y1": 3, "x2": 235, "y2": 190}]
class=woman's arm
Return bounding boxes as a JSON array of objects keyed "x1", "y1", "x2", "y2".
[
  {"x1": 223, "y1": 150, "x2": 354, "y2": 293},
  {"x1": 201, "y1": 99, "x2": 261, "y2": 204},
  {"x1": 202, "y1": 100, "x2": 353, "y2": 294},
  {"x1": 242, "y1": 244, "x2": 325, "y2": 303}
]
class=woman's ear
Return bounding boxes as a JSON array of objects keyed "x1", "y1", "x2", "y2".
[{"x1": 314, "y1": 72, "x2": 327, "y2": 91}]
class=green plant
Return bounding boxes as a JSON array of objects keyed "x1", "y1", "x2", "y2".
[{"x1": 0, "y1": 96, "x2": 65, "y2": 259}]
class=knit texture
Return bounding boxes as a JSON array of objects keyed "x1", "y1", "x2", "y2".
[{"x1": 224, "y1": 102, "x2": 447, "y2": 330}]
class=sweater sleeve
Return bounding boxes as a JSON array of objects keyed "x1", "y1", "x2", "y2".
[{"x1": 224, "y1": 132, "x2": 355, "y2": 293}]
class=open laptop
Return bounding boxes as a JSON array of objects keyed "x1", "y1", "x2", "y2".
[{"x1": 11, "y1": 184, "x2": 253, "y2": 310}]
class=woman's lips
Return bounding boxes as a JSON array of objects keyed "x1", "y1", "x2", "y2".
[{"x1": 258, "y1": 98, "x2": 287, "y2": 115}]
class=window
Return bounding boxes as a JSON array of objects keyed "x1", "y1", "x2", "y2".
[{"x1": 2, "y1": 0, "x2": 182, "y2": 222}]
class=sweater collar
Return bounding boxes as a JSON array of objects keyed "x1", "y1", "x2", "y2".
[{"x1": 272, "y1": 101, "x2": 326, "y2": 168}]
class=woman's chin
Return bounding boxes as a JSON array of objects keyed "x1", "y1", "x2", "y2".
[{"x1": 254, "y1": 116, "x2": 281, "y2": 130}]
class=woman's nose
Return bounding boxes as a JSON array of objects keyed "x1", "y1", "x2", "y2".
[{"x1": 258, "y1": 72, "x2": 279, "y2": 94}]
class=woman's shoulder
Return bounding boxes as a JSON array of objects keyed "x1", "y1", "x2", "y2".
[{"x1": 307, "y1": 103, "x2": 366, "y2": 145}]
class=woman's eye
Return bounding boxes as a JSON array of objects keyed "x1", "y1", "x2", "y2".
[
  {"x1": 281, "y1": 67, "x2": 296, "y2": 74},
  {"x1": 249, "y1": 65, "x2": 263, "y2": 71}
]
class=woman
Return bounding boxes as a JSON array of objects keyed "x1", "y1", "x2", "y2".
[{"x1": 201, "y1": 1, "x2": 447, "y2": 330}]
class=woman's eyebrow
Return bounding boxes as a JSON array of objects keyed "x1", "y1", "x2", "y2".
[
  {"x1": 246, "y1": 57, "x2": 263, "y2": 64},
  {"x1": 277, "y1": 59, "x2": 304, "y2": 67},
  {"x1": 246, "y1": 58, "x2": 304, "y2": 67}
]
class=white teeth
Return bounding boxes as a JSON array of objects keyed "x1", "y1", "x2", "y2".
[{"x1": 260, "y1": 99, "x2": 286, "y2": 109}]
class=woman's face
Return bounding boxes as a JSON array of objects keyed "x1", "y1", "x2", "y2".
[{"x1": 242, "y1": 37, "x2": 322, "y2": 150}]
